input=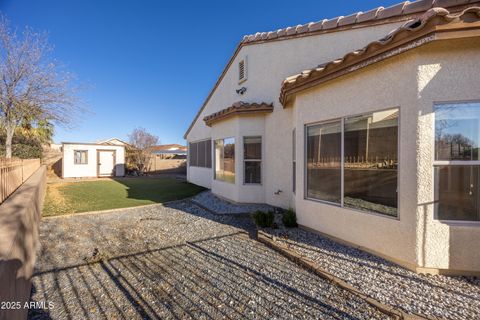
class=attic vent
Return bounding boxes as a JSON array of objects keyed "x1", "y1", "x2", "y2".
[{"x1": 238, "y1": 57, "x2": 247, "y2": 83}]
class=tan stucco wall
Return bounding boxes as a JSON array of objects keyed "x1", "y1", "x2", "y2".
[
  {"x1": 0, "y1": 166, "x2": 46, "y2": 320},
  {"x1": 208, "y1": 115, "x2": 266, "y2": 203},
  {"x1": 186, "y1": 22, "x2": 405, "y2": 207},
  {"x1": 62, "y1": 144, "x2": 125, "y2": 178},
  {"x1": 293, "y1": 38, "x2": 480, "y2": 272},
  {"x1": 414, "y1": 38, "x2": 480, "y2": 272}
]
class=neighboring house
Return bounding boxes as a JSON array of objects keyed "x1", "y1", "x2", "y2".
[
  {"x1": 146, "y1": 144, "x2": 187, "y2": 174},
  {"x1": 62, "y1": 142, "x2": 125, "y2": 178},
  {"x1": 97, "y1": 137, "x2": 133, "y2": 148},
  {"x1": 150, "y1": 144, "x2": 187, "y2": 159},
  {"x1": 185, "y1": 0, "x2": 480, "y2": 275}
]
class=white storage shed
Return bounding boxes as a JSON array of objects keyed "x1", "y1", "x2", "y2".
[{"x1": 62, "y1": 142, "x2": 125, "y2": 178}]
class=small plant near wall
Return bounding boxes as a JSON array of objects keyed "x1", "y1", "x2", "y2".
[
  {"x1": 252, "y1": 210, "x2": 275, "y2": 228},
  {"x1": 282, "y1": 208, "x2": 298, "y2": 228}
]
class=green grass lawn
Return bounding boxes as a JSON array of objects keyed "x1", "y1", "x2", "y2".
[{"x1": 43, "y1": 177, "x2": 205, "y2": 217}]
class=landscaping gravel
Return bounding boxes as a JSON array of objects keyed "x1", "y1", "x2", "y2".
[
  {"x1": 263, "y1": 223, "x2": 480, "y2": 320},
  {"x1": 29, "y1": 201, "x2": 391, "y2": 319},
  {"x1": 191, "y1": 190, "x2": 274, "y2": 214}
]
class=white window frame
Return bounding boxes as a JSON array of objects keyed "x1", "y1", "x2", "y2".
[
  {"x1": 304, "y1": 107, "x2": 400, "y2": 220},
  {"x1": 74, "y1": 150, "x2": 88, "y2": 165},
  {"x1": 214, "y1": 137, "x2": 236, "y2": 184},
  {"x1": 433, "y1": 101, "x2": 480, "y2": 224},
  {"x1": 243, "y1": 136, "x2": 262, "y2": 185}
]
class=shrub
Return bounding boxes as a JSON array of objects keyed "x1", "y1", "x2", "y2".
[
  {"x1": 0, "y1": 133, "x2": 43, "y2": 159},
  {"x1": 253, "y1": 210, "x2": 275, "y2": 228},
  {"x1": 282, "y1": 208, "x2": 298, "y2": 228}
]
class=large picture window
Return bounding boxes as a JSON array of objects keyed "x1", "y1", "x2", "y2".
[
  {"x1": 244, "y1": 136, "x2": 261, "y2": 184},
  {"x1": 215, "y1": 137, "x2": 235, "y2": 183},
  {"x1": 189, "y1": 140, "x2": 212, "y2": 168},
  {"x1": 306, "y1": 108, "x2": 399, "y2": 217},
  {"x1": 434, "y1": 102, "x2": 480, "y2": 221}
]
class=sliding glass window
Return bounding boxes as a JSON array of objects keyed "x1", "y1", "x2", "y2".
[
  {"x1": 344, "y1": 109, "x2": 398, "y2": 216},
  {"x1": 434, "y1": 102, "x2": 480, "y2": 221},
  {"x1": 215, "y1": 137, "x2": 235, "y2": 183},
  {"x1": 305, "y1": 108, "x2": 399, "y2": 217},
  {"x1": 306, "y1": 120, "x2": 342, "y2": 204},
  {"x1": 244, "y1": 137, "x2": 261, "y2": 184}
]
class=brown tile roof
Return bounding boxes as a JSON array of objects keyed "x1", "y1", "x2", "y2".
[
  {"x1": 184, "y1": 0, "x2": 480, "y2": 139},
  {"x1": 203, "y1": 102, "x2": 274, "y2": 126},
  {"x1": 280, "y1": 6, "x2": 480, "y2": 106},
  {"x1": 242, "y1": 0, "x2": 478, "y2": 44}
]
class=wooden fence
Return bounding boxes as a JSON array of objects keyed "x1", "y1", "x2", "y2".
[{"x1": 0, "y1": 158, "x2": 41, "y2": 204}]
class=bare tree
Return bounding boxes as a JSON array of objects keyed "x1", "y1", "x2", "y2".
[
  {"x1": 0, "y1": 15, "x2": 80, "y2": 158},
  {"x1": 128, "y1": 127, "x2": 159, "y2": 174}
]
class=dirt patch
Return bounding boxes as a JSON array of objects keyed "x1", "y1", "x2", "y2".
[{"x1": 43, "y1": 182, "x2": 73, "y2": 215}]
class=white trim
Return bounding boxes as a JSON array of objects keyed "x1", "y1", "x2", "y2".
[
  {"x1": 432, "y1": 101, "x2": 480, "y2": 223},
  {"x1": 243, "y1": 135, "x2": 262, "y2": 185},
  {"x1": 214, "y1": 136, "x2": 236, "y2": 184}
]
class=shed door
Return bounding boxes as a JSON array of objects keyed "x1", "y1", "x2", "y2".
[{"x1": 98, "y1": 150, "x2": 115, "y2": 176}]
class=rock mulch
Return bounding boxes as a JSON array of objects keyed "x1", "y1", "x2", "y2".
[
  {"x1": 29, "y1": 201, "x2": 391, "y2": 319},
  {"x1": 191, "y1": 190, "x2": 274, "y2": 214},
  {"x1": 262, "y1": 224, "x2": 480, "y2": 320}
]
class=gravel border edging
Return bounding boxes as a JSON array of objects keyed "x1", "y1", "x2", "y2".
[{"x1": 257, "y1": 230, "x2": 426, "y2": 320}]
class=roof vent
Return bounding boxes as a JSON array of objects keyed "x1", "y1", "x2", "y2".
[{"x1": 238, "y1": 57, "x2": 247, "y2": 83}]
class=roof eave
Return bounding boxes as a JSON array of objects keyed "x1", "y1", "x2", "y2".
[{"x1": 280, "y1": 7, "x2": 480, "y2": 106}]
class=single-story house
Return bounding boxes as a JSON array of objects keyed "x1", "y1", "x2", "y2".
[
  {"x1": 150, "y1": 144, "x2": 187, "y2": 159},
  {"x1": 184, "y1": 0, "x2": 480, "y2": 275},
  {"x1": 62, "y1": 142, "x2": 125, "y2": 178}
]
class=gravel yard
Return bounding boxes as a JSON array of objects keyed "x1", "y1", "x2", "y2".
[
  {"x1": 263, "y1": 225, "x2": 480, "y2": 320},
  {"x1": 29, "y1": 201, "x2": 391, "y2": 319},
  {"x1": 191, "y1": 191, "x2": 274, "y2": 214}
]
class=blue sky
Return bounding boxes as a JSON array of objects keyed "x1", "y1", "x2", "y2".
[{"x1": 1, "y1": 0, "x2": 400, "y2": 145}]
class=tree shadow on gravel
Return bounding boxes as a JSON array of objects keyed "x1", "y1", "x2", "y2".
[
  {"x1": 163, "y1": 200, "x2": 258, "y2": 238},
  {"x1": 29, "y1": 233, "x2": 387, "y2": 320},
  {"x1": 261, "y1": 227, "x2": 480, "y2": 319}
]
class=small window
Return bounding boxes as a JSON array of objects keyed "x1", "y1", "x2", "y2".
[
  {"x1": 74, "y1": 150, "x2": 88, "y2": 164},
  {"x1": 244, "y1": 136, "x2": 261, "y2": 184},
  {"x1": 434, "y1": 102, "x2": 480, "y2": 221},
  {"x1": 238, "y1": 57, "x2": 247, "y2": 83}
]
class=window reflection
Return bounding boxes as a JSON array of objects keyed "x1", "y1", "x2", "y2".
[
  {"x1": 434, "y1": 102, "x2": 480, "y2": 221},
  {"x1": 306, "y1": 121, "x2": 342, "y2": 204},
  {"x1": 435, "y1": 103, "x2": 480, "y2": 161},
  {"x1": 215, "y1": 138, "x2": 235, "y2": 183},
  {"x1": 344, "y1": 109, "x2": 398, "y2": 216}
]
